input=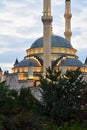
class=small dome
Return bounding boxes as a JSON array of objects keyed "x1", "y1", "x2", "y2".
[
  {"x1": 30, "y1": 35, "x2": 73, "y2": 49},
  {"x1": 14, "y1": 59, "x2": 39, "y2": 68},
  {"x1": 61, "y1": 58, "x2": 83, "y2": 67}
]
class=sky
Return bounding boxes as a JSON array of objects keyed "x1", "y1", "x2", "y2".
[{"x1": 0, "y1": 0, "x2": 87, "y2": 72}]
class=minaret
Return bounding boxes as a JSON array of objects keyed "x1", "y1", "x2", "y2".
[
  {"x1": 84, "y1": 56, "x2": 87, "y2": 65},
  {"x1": 0, "y1": 67, "x2": 3, "y2": 82},
  {"x1": 42, "y1": 0, "x2": 53, "y2": 73},
  {"x1": 64, "y1": 0, "x2": 72, "y2": 43}
]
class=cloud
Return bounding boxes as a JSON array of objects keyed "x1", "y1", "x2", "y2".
[
  {"x1": 71, "y1": 2, "x2": 87, "y2": 51},
  {"x1": 0, "y1": 63, "x2": 13, "y2": 72},
  {"x1": 0, "y1": 0, "x2": 87, "y2": 71}
]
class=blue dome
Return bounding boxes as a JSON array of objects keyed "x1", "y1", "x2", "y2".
[
  {"x1": 30, "y1": 35, "x2": 73, "y2": 49},
  {"x1": 14, "y1": 59, "x2": 39, "y2": 68},
  {"x1": 61, "y1": 58, "x2": 83, "y2": 67}
]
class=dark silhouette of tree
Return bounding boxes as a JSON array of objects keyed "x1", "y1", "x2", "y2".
[
  {"x1": 39, "y1": 67, "x2": 87, "y2": 122},
  {"x1": 0, "y1": 82, "x2": 18, "y2": 115}
]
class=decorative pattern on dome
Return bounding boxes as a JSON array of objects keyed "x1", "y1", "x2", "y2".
[{"x1": 30, "y1": 35, "x2": 73, "y2": 49}]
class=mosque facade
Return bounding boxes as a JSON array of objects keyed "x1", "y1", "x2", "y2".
[{"x1": 1, "y1": 0, "x2": 87, "y2": 90}]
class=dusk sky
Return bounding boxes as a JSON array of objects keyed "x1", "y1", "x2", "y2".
[{"x1": 0, "y1": 0, "x2": 87, "y2": 72}]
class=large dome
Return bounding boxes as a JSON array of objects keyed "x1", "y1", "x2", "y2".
[{"x1": 30, "y1": 35, "x2": 73, "y2": 49}]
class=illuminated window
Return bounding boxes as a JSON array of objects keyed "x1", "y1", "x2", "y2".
[
  {"x1": 30, "y1": 49, "x2": 34, "y2": 54},
  {"x1": 72, "y1": 49, "x2": 76, "y2": 55},
  {"x1": 35, "y1": 48, "x2": 38, "y2": 53},
  {"x1": 66, "y1": 48, "x2": 70, "y2": 54},
  {"x1": 13, "y1": 68, "x2": 18, "y2": 73},
  {"x1": 18, "y1": 73, "x2": 28, "y2": 80},
  {"x1": 15, "y1": 68, "x2": 18, "y2": 73},
  {"x1": 28, "y1": 50, "x2": 31, "y2": 55},
  {"x1": 67, "y1": 66, "x2": 72, "y2": 71},
  {"x1": 40, "y1": 48, "x2": 43, "y2": 53},
  {"x1": 33, "y1": 67, "x2": 42, "y2": 72},
  {"x1": 19, "y1": 68, "x2": 22, "y2": 72},
  {"x1": 84, "y1": 68, "x2": 87, "y2": 72},
  {"x1": 54, "y1": 48, "x2": 58, "y2": 53},
  {"x1": 60, "y1": 48, "x2": 65, "y2": 53},
  {"x1": 24, "y1": 67, "x2": 28, "y2": 72}
]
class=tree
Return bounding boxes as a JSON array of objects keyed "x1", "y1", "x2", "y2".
[
  {"x1": 39, "y1": 67, "x2": 87, "y2": 122},
  {"x1": 0, "y1": 83, "x2": 45, "y2": 129},
  {"x1": 0, "y1": 82, "x2": 18, "y2": 115},
  {"x1": 18, "y1": 87, "x2": 42, "y2": 113}
]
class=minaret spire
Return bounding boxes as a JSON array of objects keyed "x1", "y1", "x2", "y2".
[
  {"x1": 42, "y1": 0, "x2": 53, "y2": 74},
  {"x1": 64, "y1": 0, "x2": 72, "y2": 43}
]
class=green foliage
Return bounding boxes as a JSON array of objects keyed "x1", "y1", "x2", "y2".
[
  {"x1": 37, "y1": 121, "x2": 87, "y2": 130},
  {"x1": 0, "y1": 82, "x2": 18, "y2": 115},
  {"x1": 18, "y1": 87, "x2": 42, "y2": 113},
  {"x1": 0, "y1": 82, "x2": 47, "y2": 129},
  {"x1": 58, "y1": 121, "x2": 87, "y2": 130},
  {"x1": 39, "y1": 67, "x2": 87, "y2": 122},
  {"x1": 0, "y1": 73, "x2": 87, "y2": 129}
]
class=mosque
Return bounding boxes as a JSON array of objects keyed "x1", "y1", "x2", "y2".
[{"x1": 1, "y1": 0, "x2": 87, "y2": 90}]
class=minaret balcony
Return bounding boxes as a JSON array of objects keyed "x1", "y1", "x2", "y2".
[
  {"x1": 64, "y1": 14, "x2": 72, "y2": 19},
  {"x1": 42, "y1": 16, "x2": 53, "y2": 24}
]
